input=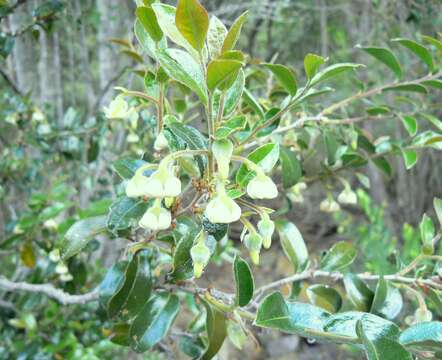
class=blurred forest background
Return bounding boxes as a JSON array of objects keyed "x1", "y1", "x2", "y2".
[{"x1": 0, "y1": 0, "x2": 441, "y2": 359}]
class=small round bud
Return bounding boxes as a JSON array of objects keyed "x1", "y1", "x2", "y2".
[
  {"x1": 154, "y1": 131, "x2": 169, "y2": 151},
  {"x1": 320, "y1": 198, "x2": 340, "y2": 213},
  {"x1": 246, "y1": 174, "x2": 278, "y2": 200},
  {"x1": 139, "y1": 201, "x2": 172, "y2": 231},
  {"x1": 103, "y1": 96, "x2": 132, "y2": 119}
]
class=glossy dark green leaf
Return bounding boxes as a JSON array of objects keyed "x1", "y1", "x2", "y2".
[
  {"x1": 112, "y1": 158, "x2": 149, "y2": 179},
  {"x1": 372, "y1": 157, "x2": 392, "y2": 177},
  {"x1": 275, "y1": 220, "x2": 308, "y2": 272},
  {"x1": 215, "y1": 115, "x2": 247, "y2": 139},
  {"x1": 99, "y1": 261, "x2": 129, "y2": 307},
  {"x1": 320, "y1": 241, "x2": 357, "y2": 272},
  {"x1": 304, "y1": 53, "x2": 326, "y2": 80},
  {"x1": 221, "y1": 11, "x2": 248, "y2": 53},
  {"x1": 422, "y1": 35, "x2": 442, "y2": 52},
  {"x1": 236, "y1": 143, "x2": 280, "y2": 187},
  {"x1": 399, "y1": 322, "x2": 442, "y2": 353},
  {"x1": 201, "y1": 301, "x2": 227, "y2": 360},
  {"x1": 107, "y1": 197, "x2": 149, "y2": 232},
  {"x1": 255, "y1": 292, "x2": 330, "y2": 339},
  {"x1": 136, "y1": 6, "x2": 163, "y2": 42},
  {"x1": 366, "y1": 106, "x2": 390, "y2": 116},
  {"x1": 176, "y1": 0, "x2": 209, "y2": 52},
  {"x1": 233, "y1": 256, "x2": 254, "y2": 307},
  {"x1": 400, "y1": 115, "x2": 418, "y2": 136},
  {"x1": 402, "y1": 150, "x2": 417, "y2": 170},
  {"x1": 370, "y1": 277, "x2": 402, "y2": 320},
  {"x1": 279, "y1": 146, "x2": 302, "y2": 189},
  {"x1": 61, "y1": 216, "x2": 107, "y2": 260},
  {"x1": 130, "y1": 291, "x2": 180, "y2": 352},
  {"x1": 383, "y1": 83, "x2": 428, "y2": 94},
  {"x1": 207, "y1": 59, "x2": 243, "y2": 91},
  {"x1": 343, "y1": 274, "x2": 374, "y2": 312},
  {"x1": 392, "y1": 38, "x2": 434, "y2": 71},
  {"x1": 310, "y1": 63, "x2": 363, "y2": 86},
  {"x1": 422, "y1": 79, "x2": 442, "y2": 90},
  {"x1": 263, "y1": 63, "x2": 297, "y2": 96},
  {"x1": 428, "y1": 289, "x2": 442, "y2": 316},
  {"x1": 0, "y1": 33, "x2": 14, "y2": 58},
  {"x1": 306, "y1": 285, "x2": 342, "y2": 313},
  {"x1": 157, "y1": 48, "x2": 208, "y2": 104},
  {"x1": 324, "y1": 311, "x2": 400, "y2": 343},
  {"x1": 357, "y1": 45, "x2": 402, "y2": 79},
  {"x1": 109, "y1": 323, "x2": 131, "y2": 346},
  {"x1": 178, "y1": 336, "x2": 205, "y2": 358},
  {"x1": 356, "y1": 317, "x2": 412, "y2": 360}
]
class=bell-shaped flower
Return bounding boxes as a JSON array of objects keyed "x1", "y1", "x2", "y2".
[
  {"x1": 243, "y1": 231, "x2": 263, "y2": 265},
  {"x1": 257, "y1": 213, "x2": 275, "y2": 249},
  {"x1": 104, "y1": 96, "x2": 132, "y2": 119},
  {"x1": 212, "y1": 139, "x2": 233, "y2": 180},
  {"x1": 320, "y1": 197, "x2": 340, "y2": 213},
  {"x1": 288, "y1": 182, "x2": 307, "y2": 203},
  {"x1": 190, "y1": 232, "x2": 211, "y2": 278},
  {"x1": 154, "y1": 131, "x2": 169, "y2": 151},
  {"x1": 205, "y1": 183, "x2": 241, "y2": 224},
  {"x1": 139, "y1": 200, "x2": 172, "y2": 231},
  {"x1": 126, "y1": 165, "x2": 181, "y2": 198},
  {"x1": 337, "y1": 187, "x2": 357, "y2": 205},
  {"x1": 127, "y1": 133, "x2": 140, "y2": 143},
  {"x1": 246, "y1": 174, "x2": 278, "y2": 199}
]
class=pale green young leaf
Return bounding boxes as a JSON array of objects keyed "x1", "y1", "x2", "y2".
[
  {"x1": 221, "y1": 11, "x2": 248, "y2": 53},
  {"x1": 402, "y1": 150, "x2": 418, "y2": 170},
  {"x1": 304, "y1": 53, "x2": 326, "y2": 80}
]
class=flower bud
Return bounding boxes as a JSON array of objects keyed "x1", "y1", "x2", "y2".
[
  {"x1": 320, "y1": 198, "x2": 340, "y2": 213},
  {"x1": 104, "y1": 96, "x2": 132, "y2": 119},
  {"x1": 246, "y1": 174, "x2": 278, "y2": 199},
  {"x1": 337, "y1": 187, "x2": 357, "y2": 205},
  {"x1": 414, "y1": 308, "x2": 433, "y2": 323},
  {"x1": 190, "y1": 232, "x2": 211, "y2": 278},
  {"x1": 49, "y1": 249, "x2": 61, "y2": 262},
  {"x1": 43, "y1": 219, "x2": 58, "y2": 230},
  {"x1": 55, "y1": 262, "x2": 69, "y2": 275},
  {"x1": 258, "y1": 213, "x2": 275, "y2": 249},
  {"x1": 212, "y1": 139, "x2": 233, "y2": 179},
  {"x1": 126, "y1": 166, "x2": 181, "y2": 198},
  {"x1": 243, "y1": 232, "x2": 263, "y2": 265},
  {"x1": 127, "y1": 133, "x2": 140, "y2": 143},
  {"x1": 154, "y1": 131, "x2": 169, "y2": 151},
  {"x1": 139, "y1": 200, "x2": 172, "y2": 230},
  {"x1": 205, "y1": 183, "x2": 241, "y2": 224}
]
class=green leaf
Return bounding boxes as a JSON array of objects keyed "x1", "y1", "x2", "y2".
[
  {"x1": 370, "y1": 277, "x2": 403, "y2": 320},
  {"x1": 320, "y1": 241, "x2": 357, "y2": 272},
  {"x1": 227, "y1": 319, "x2": 247, "y2": 350},
  {"x1": 324, "y1": 311, "x2": 400, "y2": 342},
  {"x1": 310, "y1": 63, "x2": 363, "y2": 86},
  {"x1": 223, "y1": 69, "x2": 245, "y2": 116},
  {"x1": 372, "y1": 157, "x2": 392, "y2": 177},
  {"x1": 275, "y1": 220, "x2": 308, "y2": 272},
  {"x1": 255, "y1": 292, "x2": 331, "y2": 338},
  {"x1": 392, "y1": 38, "x2": 434, "y2": 71},
  {"x1": 207, "y1": 59, "x2": 243, "y2": 91},
  {"x1": 207, "y1": 16, "x2": 227, "y2": 59},
  {"x1": 411, "y1": 130, "x2": 442, "y2": 150},
  {"x1": 130, "y1": 291, "x2": 180, "y2": 353},
  {"x1": 99, "y1": 261, "x2": 128, "y2": 308},
  {"x1": 356, "y1": 317, "x2": 412, "y2": 360},
  {"x1": 109, "y1": 323, "x2": 131, "y2": 346},
  {"x1": 420, "y1": 213, "x2": 435, "y2": 254},
  {"x1": 176, "y1": 0, "x2": 209, "y2": 52},
  {"x1": 306, "y1": 285, "x2": 342, "y2": 313},
  {"x1": 434, "y1": 198, "x2": 442, "y2": 228},
  {"x1": 61, "y1": 216, "x2": 107, "y2": 260},
  {"x1": 136, "y1": 6, "x2": 163, "y2": 42},
  {"x1": 357, "y1": 45, "x2": 402, "y2": 79},
  {"x1": 201, "y1": 301, "x2": 227, "y2": 360},
  {"x1": 164, "y1": 121, "x2": 207, "y2": 176},
  {"x1": 304, "y1": 53, "x2": 326, "y2": 80},
  {"x1": 428, "y1": 289, "x2": 442, "y2": 316},
  {"x1": 263, "y1": 63, "x2": 297, "y2": 96},
  {"x1": 112, "y1": 158, "x2": 149, "y2": 179},
  {"x1": 233, "y1": 256, "x2": 254, "y2": 307},
  {"x1": 134, "y1": 19, "x2": 166, "y2": 60},
  {"x1": 422, "y1": 35, "x2": 442, "y2": 52},
  {"x1": 343, "y1": 274, "x2": 374, "y2": 312},
  {"x1": 383, "y1": 83, "x2": 428, "y2": 94},
  {"x1": 279, "y1": 146, "x2": 302, "y2": 189},
  {"x1": 400, "y1": 115, "x2": 418, "y2": 136},
  {"x1": 215, "y1": 115, "x2": 247, "y2": 139},
  {"x1": 107, "y1": 197, "x2": 149, "y2": 232},
  {"x1": 421, "y1": 79, "x2": 442, "y2": 90},
  {"x1": 152, "y1": 3, "x2": 198, "y2": 58},
  {"x1": 221, "y1": 11, "x2": 248, "y2": 53},
  {"x1": 169, "y1": 217, "x2": 201, "y2": 281},
  {"x1": 399, "y1": 322, "x2": 442, "y2": 353},
  {"x1": 421, "y1": 113, "x2": 442, "y2": 132},
  {"x1": 243, "y1": 88, "x2": 265, "y2": 119},
  {"x1": 236, "y1": 143, "x2": 280, "y2": 187},
  {"x1": 0, "y1": 33, "x2": 14, "y2": 59},
  {"x1": 157, "y1": 48, "x2": 208, "y2": 104},
  {"x1": 402, "y1": 150, "x2": 418, "y2": 170}
]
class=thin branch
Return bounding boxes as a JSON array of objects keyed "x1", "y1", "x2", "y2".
[
  {"x1": 0, "y1": 277, "x2": 99, "y2": 305},
  {"x1": 93, "y1": 66, "x2": 130, "y2": 113},
  {"x1": 0, "y1": 68, "x2": 22, "y2": 96}
]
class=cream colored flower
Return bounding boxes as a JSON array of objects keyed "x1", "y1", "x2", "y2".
[
  {"x1": 243, "y1": 232, "x2": 263, "y2": 265},
  {"x1": 190, "y1": 232, "x2": 211, "y2": 278},
  {"x1": 320, "y1": 198, "x2": 341, "y2": 213},
  {"x1": 154, "y1": 131, "x2": 169, "y2": 151},
  {"x1": 104, "y1": 96, "x2": 132, "y2": 119},
  {"x1": 126, "y1": 166, "x2": 181, "y2": 198},
  {"x1": 257, "y1": 213, "x2": 275, "y2": 249},
  {"x1": 212, "y1": 139, "x2": 233, "y2": 179},
  {"x1": 205, "y1": 184, "x2": 241, "y2": 224},
  {"x1": 246, "y1": 174, "x2": 278, "y2": 199},
  {"x1": 337, "y1": 188, "x2": 357, "y2": 205},
  {"x1": 139, "y1": 200, "x2": 172, "y2": 230}
]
